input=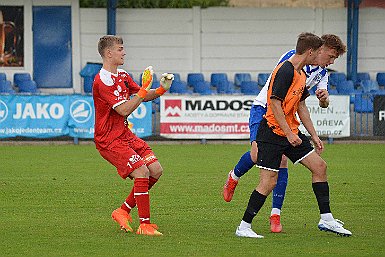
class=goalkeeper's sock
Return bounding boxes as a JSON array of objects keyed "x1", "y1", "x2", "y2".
[
  {"x1": 134, "y1": 177, "x2": 151, "y2": 224},
  {"x1": 121, "y1": 176, "x2": 158, "y2": 213},
  {"x1": 233, "y1": 151, "x2": 255, "y2": 178},
  {"x1": 242, "y1": 190, "x2": 267, "y2": 224},
  {"x1": 312, "y1": 181, "x2": 331, "y2": 214},
  {"x1": 271, "y1": 168, "x2": 288, "y2": 212}
]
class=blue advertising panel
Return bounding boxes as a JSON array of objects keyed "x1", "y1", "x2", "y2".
[
  {"x1": 126, "y1": 101, "x2": 152, "y2": 138},
  {"x1": 68, "y1": 95, "x2": 94, "y2": 138},
  {"x1": 0, "y1": 95, "x2": 69, "y2": 138},
  {"x1": 0, "y1": 95, "x2": 153, "y2": 139}
]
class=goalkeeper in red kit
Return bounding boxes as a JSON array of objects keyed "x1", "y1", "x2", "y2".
[{"x1": 93, "y1": 35, "x2": 174, "y2": 236}]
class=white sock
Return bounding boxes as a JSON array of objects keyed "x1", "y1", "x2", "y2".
[
  {"x1": 271, "y1": 208, "x2": 281, "y2": 216},
  {"x1": 321, "y1": 213, "x2": 334, "y2": 221},
  {"x1": 239, "y1": 220, "x2": 251, "y2": 230},
  {"x1": 230, "y1": 170, "x2": 239, "y2": 180}
]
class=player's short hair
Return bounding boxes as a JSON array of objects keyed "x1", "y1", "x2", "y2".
[
  {"x1": 321, "y1": 34, "x2": 347, "y2": 56},
  {"x1": 295, "y1": 32, "x2": 324, "y2": 55},
  {"x1": 98, "y1": 35, "x2": 123, "y2": 57}
]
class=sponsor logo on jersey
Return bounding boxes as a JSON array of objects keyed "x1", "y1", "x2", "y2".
[
  {"x1": 128, "y1": 154, "x2": 142, "y2": 166},
  {"x1": 114, "y1": 90, "x2": 120, "y2": 96},
  {"x1": 70, "y1": 100, "x2": 93, "y2": 123}
]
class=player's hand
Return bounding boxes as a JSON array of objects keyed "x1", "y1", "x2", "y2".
[
  {"x1": 160, "y1": 73, "x2": 174, "y2": 91},
  {"x1": 315, "y1": 89, "x2": 328, "y2": 101},
  {"x1": 155, "y1": 73, "x2": 174, "y2": 95},
  {"x1": 141, "y1": 66, "x2": 154, "y2": 91},
  {"x1": 137, "y1": 66, "x2": 154, "y2": 98},
  {"x1": 312, "y1": 135, "x2": 324, "y2": 155},
  {"x1": 287, "y1": 132, "x2": 302, "y2": 147}
]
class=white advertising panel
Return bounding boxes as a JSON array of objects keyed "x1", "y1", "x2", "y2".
[
  {"x1": 160, "y1": 95, "x2": 253, "y2": 139},
  {"x1": 299, "y1": 95, "x2": 350, "y2": 138}
]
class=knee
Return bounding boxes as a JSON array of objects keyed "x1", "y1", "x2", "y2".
[
  {"x1": 132, "y1": 165, "x2": 150, "y2": 178},
  {"x1": 148, "y1": 162, "x2": 163, "y2": 179},
  {"x1": 313, "y1": 160, "x2": 328, "y2": 180}
]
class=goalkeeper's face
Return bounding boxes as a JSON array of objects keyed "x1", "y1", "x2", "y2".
[{"x1": 109, "y1": 43, "x2": 126, "y2": 66}]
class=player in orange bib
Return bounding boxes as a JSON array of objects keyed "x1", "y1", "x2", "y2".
[{"x1": 235, "y1": 32, "x2": 352, "y2": 238}]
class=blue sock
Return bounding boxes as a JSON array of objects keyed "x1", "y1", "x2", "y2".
[
  {"x1": 272, "y1": 168, "x2": 288, "y2": 210},
  {"x1": 233, "y1": 151, "x2": 255, "y2": 178}
]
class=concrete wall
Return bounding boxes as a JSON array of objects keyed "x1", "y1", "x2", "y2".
[{"x1": 80, "y1": 7, "x2": 385, "y2": 83}]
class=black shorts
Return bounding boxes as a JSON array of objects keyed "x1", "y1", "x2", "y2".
[{"x1": 256, "y1": 119, "x2": 314, "y2": 171}]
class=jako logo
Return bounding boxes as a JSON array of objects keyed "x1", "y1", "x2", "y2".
[
  {"x1": 165, "y1": 99, "x2": 181, "y2": 117},
  {"x1": 0, "y1": 100, "x2": 9, "y2": 123},
  {"x1": 70, "y1": 100, "x2": 93, "y2": 123}
]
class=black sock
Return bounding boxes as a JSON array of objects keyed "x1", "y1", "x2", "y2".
[
  {"x1": 312, "y1": 182, "x2": 331, "y2": 214},
  {"x1": 242, "y1": 190, "x2": 267, "y2": 223}
]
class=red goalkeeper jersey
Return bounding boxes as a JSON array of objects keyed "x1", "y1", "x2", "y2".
[{"x1": 93, "y1": 68, "x2": 140, "y2": 149}]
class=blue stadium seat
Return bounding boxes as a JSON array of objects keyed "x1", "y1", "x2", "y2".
[
  {"x1": 13, "y1": 73, "x2": 32, "y2": 87},
  {"x1": 172, "y1": 73, "x2": 181, "y2": 82},
  {"x1": 329, "y1": 72, "x2": 347, "y2": 87},
  {"x1": 336, "y1": 80, "x2": 356, "y2": 103},
  {"x1": 0, "y1": 80, "x2": 16, "y2": 94},
  {"x1": 357, "y1": 72, "x2": 370, "y2": 83},
  {"x1": 240, "y1": 81, "x2": 260, "y2": 95},
  {"x1": 257, "y1": 73, "x2": 270, "y2": 88},
  {"x1": 336, "y1": 80, "x2": 354, "y2": 94},
  {"x1": 169, "y1": 81, "x2": 192, "y2": 94},
  {"x1": 234, "y1": 73, "x2": 252, "y2": 87},
  {"x1": 0, "y1": 73, "x2": 6, "y2": 81},
  {"x1": 354, "y1": 93, "x2": 373, "y2": 113},
  {"x1": 210, "y1": 73, "x2": 228, "y2": 87},
  {"x1": 18, "y1": 80, "x2": 40, "y2": 93},
  {"x1": 192, "y1": 81, "x2": 213, "y2": 95},
  {"x1": 376, "y1": 72, "x2": 385, "y2": 87},
  {"x1": 187, "y1": 73, "x2": 205, "y2": 87},
  {"x1": 328, "y1": 88, "x2": 339, "y2": 95},
  {"x1": 360, "y1": 80, "x2": 379, "y2": 93}
]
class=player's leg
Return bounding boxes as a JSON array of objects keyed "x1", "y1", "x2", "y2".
[
  {"x1": 270, "y1": 155, "x2": 289, "y2": 233},
  {"x1": 120, "y1": 149, "x2": 162, "y2": 214},
  {"x1": 223, "y1": 105, "x2": 265, "y2": 202},
  {"x1": 130, "y1": 166, "x2": 162, "y2": 236},
  {"x1": 236, "y1": 140, "x2": 282, "y2": 238},
  {"x1": 293, "y1": 134, "x2": 351, "y2": 236}
]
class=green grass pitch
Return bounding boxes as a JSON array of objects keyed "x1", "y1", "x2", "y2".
[{"x1": 0, "y1": 143, "x2": 384, "y2": 256}]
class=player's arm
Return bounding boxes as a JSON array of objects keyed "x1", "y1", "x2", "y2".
[
  {"x1": 297, "y1": 100, "x2": 324, "y2": 154},
  {"x1": 315, "y1": 89, "x2": 329, "y2": 108},
  {"x1": 114, "y1": 96, "x2": 144, "y2": 117},
  {"x1": 315, "y1": 72, "x2": 330, "y2": 108},
  {"x1": 115, "y1": 66, "x2": 154, "y2": 116}
]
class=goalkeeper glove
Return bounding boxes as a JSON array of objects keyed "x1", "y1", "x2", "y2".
[
  {"x1": 156, "y1": 73, "x2": 174, "y2": 95},
  {"x1": 137, "y1": 66, "x2": 154, "y2": 99}
]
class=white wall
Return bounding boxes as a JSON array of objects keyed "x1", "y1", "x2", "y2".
[
  {"x1": 2, "y1": 5, "x2": 384, "y2": 91},
  {"x1": 80, "y1": 7, "x2": 385, "y2": 83}
]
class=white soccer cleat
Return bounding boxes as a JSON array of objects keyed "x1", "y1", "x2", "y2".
[
  {"x1": 235, "y1": 226, "x2": 264, "y2": 238},
  {"x1": 318, "y1": 219, "x2": 352, "y2": 237}
]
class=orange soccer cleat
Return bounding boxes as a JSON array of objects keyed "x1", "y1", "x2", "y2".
[
  {"x1": 111, "y1": 208, "x2": 133, "y2": 233},
  {"x1": 223, "y1": 170, "x2": 239, "y2": 202},
  {"x1": 270, "y1": 214, "x2": 283, "y2": 233},
  {"x1": 136, "y1": 223, "x2": 163, "y2": 236}
]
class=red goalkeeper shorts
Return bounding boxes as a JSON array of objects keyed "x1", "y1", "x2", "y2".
[{"x1": 98, "y1": 131, "x2": 158, "y2": 179}]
